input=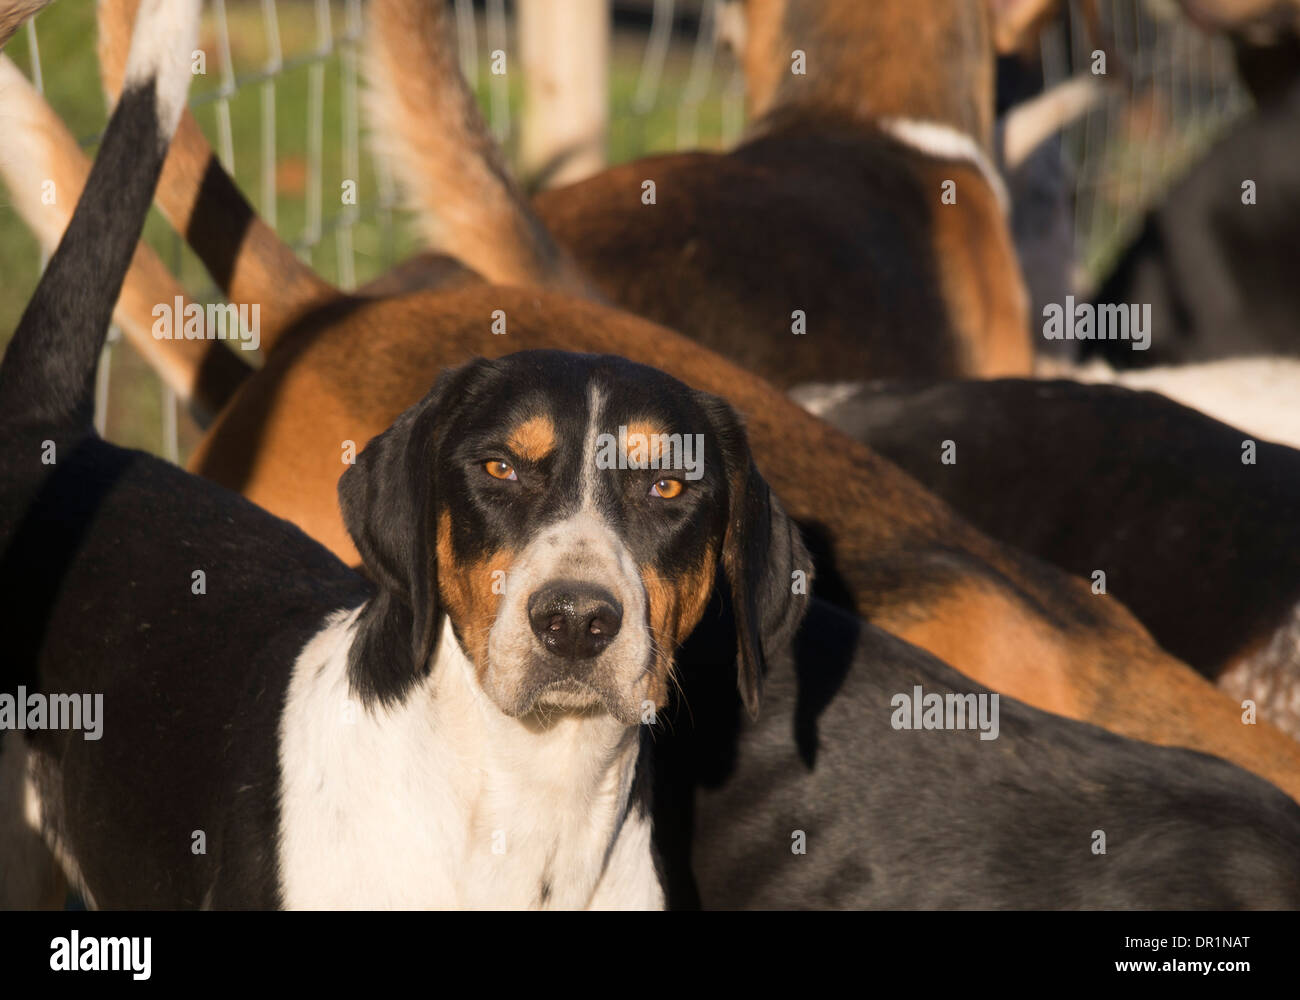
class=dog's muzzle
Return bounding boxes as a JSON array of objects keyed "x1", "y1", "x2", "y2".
[{"x1": 528, "y1": 581, "x2": 624, "y2": 661}]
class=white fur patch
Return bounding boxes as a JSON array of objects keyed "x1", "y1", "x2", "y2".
[
  {"x1": 878, "y1": 117, "x2": 1010, "y2": 213},
  {"x1": 1217, "y1": 600, "x2": 1300, "y2": 743},
  {"x1": 786, "y1": 381, "x2": 865, "y2": 419},
  {"x1": 277, "y1": 609, "x2": 662, "y2": 909},
  {"x1": 120, "y1": 0, "x2": 201, "y2": 147}
]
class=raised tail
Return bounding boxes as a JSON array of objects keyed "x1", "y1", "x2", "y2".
[
  {"x1": 0, "y1": 0, "x2": 201, "y2": 429},
  {"x1": 0, "y1": 55, "x2": 251, "y2": 424},
  {"x1": 95, "y1": 0, "x2": 335, "y2": 354},
  {"x1": 363, "y1": 0, "x2": 596, "y2": 296}
]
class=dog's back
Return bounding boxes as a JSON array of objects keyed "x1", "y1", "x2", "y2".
[{"x1": 660, "y1": 597, "x2": 1300, "y2": 908}]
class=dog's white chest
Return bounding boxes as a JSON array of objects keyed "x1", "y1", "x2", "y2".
[{"x1": 276, "y1": 611, "x2": 661, "y2": 909}]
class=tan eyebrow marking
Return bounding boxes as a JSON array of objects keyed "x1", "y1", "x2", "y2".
[
  {"x1": 506, "y1": 415, "x2": 556, "y2": 462},
  {"x1": 625, "y1": 420, "x2": 670, "y2": 463}
]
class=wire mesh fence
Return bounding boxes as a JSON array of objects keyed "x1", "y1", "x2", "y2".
[{"x1": 1043, "y1": 0, "x2": 1250, "y2": 282}]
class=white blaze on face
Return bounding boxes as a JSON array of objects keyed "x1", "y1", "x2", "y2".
[{"x1": 483, "y1": 383, "x2": 652, "y2": 721}]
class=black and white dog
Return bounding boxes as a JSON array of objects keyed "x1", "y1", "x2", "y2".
[
  {"x1": 658, "y1": 596, "x2": 1300, "y2": 908},
  {"x1": 0, "y1": 0, "x2": 804, "y2": 909}
]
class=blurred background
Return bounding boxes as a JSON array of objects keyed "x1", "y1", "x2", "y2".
[{"x1": 0, "y1": 0, "x2": 1252, "y2": 458}]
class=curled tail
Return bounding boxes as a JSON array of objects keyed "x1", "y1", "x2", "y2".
[
  {"x1": 0, "y1": 0, "x2": 201, "y2": 429},
  {"x1": 0, "y1": 55, "x2": 251, "y2": 424},
  {"x1": 363, "y1": 0, "x2": 596, "y2": 296},
  {"x1": 96, "y1": 0, "x2": 335, "y2": 354}
]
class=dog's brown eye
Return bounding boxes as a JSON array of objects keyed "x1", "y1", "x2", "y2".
[
  {"x1": 485, "y1": 460, "x2": 517, "y2": 482},
  {"x1": 650, "y1": 478, "x2": 684, "y2": 499}
]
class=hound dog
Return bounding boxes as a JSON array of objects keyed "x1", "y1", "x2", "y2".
[
  {"x1": 0, "y1": 2, "x2": 804, "y2": 909},
  {"x1": 15, "y1": 0, "x2": 1300, "y2": 803},
  {"x1": 656, "y1": 594, "x2": 1300, "y2": 908},
  {"x1": 789, "y1": 377, "x2": 1300, "y2": 740},
  {"x1": 362, "y1": 0, "x2": 1033, "y2": 385}
]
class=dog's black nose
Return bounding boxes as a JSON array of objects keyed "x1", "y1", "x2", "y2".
[{"x1": 528, "y1": 583, "x2": 623, "y2": 660}]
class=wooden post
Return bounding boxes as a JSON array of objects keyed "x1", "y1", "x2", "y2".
[{"x1": 518, "y1": 0, "x2": 610, "y2": 187}]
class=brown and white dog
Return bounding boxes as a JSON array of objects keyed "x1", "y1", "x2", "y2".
[{"x1": 365, "y1": 0, "x2": 1033, "y2": 385}]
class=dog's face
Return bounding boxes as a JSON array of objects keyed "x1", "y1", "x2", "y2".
[{"x1": 339, "y1": 351, "x2": 809, "y2": 726}]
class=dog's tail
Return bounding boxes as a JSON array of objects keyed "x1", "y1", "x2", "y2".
[
  {"x1": 95, "y1": 0, "x2": 335, "y2": 355},
  {"x1": 0, "y1": 0, "x2": 50, "y2": 50},
  {"x1": 362, "y1": 0, "x2": 596, "y2": 296},
  {"x1": 0, "y1": 0, "x2": 201, "y2": 430},
  {"x1": 0, "y1": 56, "x2": 251, "y2": 425}
]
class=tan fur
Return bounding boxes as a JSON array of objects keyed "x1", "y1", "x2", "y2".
[
  {"x1": 624, "y1": 420, "x2": 668, "y2": 463},
  {"x1": 641, "y1": 549, "x2": 718, "y2": 706},
  {"x1": 921, "y1": 160, "x2": 1033, "y2": 374},
  {"x1": 506, "y1": 415, "x2": 556, "y2": 463},
  {"x1": 743, "y1": 0, "x2": 997, "y2": 150},
  {"x1": 436, "y1": 511, "x2": 513, "y2": 675},
  {"x1": 893, "y1": 577, "x2": 1297, "y2": 795}
]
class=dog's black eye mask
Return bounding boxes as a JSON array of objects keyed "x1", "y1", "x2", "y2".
[{"x1": 336, "y1": 350, "x2": 812, "y2": 718}]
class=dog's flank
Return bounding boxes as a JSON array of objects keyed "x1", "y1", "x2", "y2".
[{"x1": 0, "y1": 0, "x2": 200, "y2": 428}]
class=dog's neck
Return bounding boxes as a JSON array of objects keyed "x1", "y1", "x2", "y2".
[
  {"x1": 742, "y1": 0, "x2": 996, "y2": 151},
  {"x1": 277, "y1": 610, "x2": 661, "y2": 909}
]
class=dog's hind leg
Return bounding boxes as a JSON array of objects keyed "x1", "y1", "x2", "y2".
[{"x1": 0, "y1": 737, "x2": 65, "y2": 909}]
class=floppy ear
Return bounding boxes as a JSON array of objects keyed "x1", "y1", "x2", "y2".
[
  {"x1": 338, "y1": 361, "x2": 485, "y2": 706},
  {"x1": 702, "y1": 394, "x2": 812, "y2": 720}
]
